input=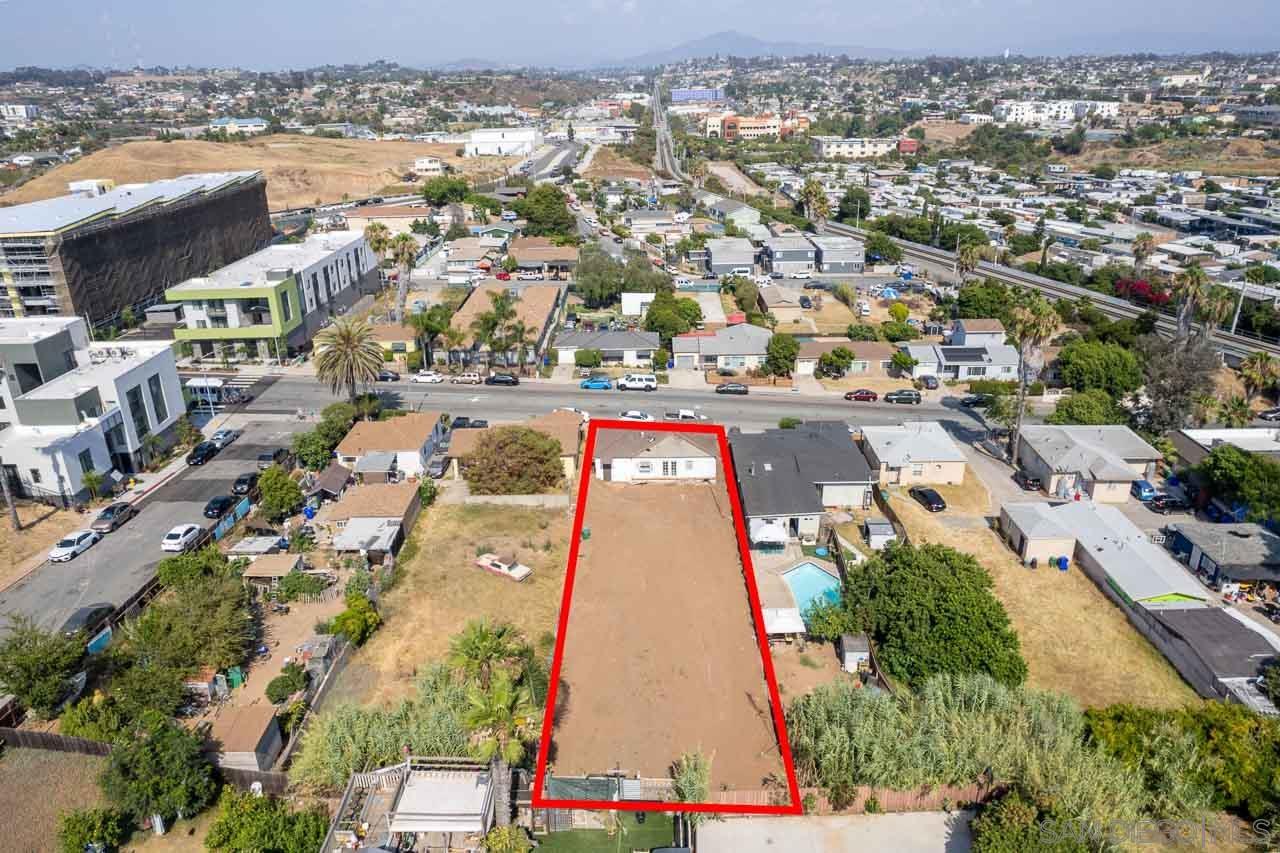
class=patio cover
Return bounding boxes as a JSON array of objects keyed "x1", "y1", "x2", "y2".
[
  {"x1": 763, "y1": 607, "x2": 806, "y2": 635},
  {"x1": 749, "y1": 518, "x2": 788, "y2": 545}
]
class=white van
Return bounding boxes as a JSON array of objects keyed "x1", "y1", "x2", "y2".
[
  {"x1": 729, "y1": 266, "x2": 753, "y2": 277},
  {"x1": 451, "y1": 372, "x2": 483, "y2": 385},
  {"x1": 857, "y1": 300, "x2": 872, "y2": 317},
  {"x1": 617, "y1": 373, "x2": 658, "y2": 391}
]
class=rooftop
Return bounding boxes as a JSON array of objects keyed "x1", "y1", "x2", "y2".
[
  {"x1": 0, "y1": 315, "x2": 83, "y2": 345},
  {"x1": 325, "y1": 482, "x2": 420, "y2": 522},
  {"x1": 731, "y1": 422, "x2": 873, "y2": 517},
  {"x1": 1020, "y1": 425, "x2": 1161, "y2": 480},
  {"x1": 334, "y1": 412, "x2": 444, "y2": 457},
  {"x1": 17, "y1": 343, "x2": 170, "y2": 401},
  {"x1": 168, "y1": 230, "x2": 364, "y2": 294},
  {"x1": 860, "y1": 421, "x2": 966, "y2": 467},
  {"x1": 1149, "y1": 607, "x2": 1277, "y2": 680},
  {"x1": 1170, "y1": 521, "x2": 1280, "y2": 579},
  {"x1": 1179, "y1": 428, "x2": 1280, "y2": 457}
]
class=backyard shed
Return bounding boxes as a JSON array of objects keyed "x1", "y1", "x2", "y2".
[
  {"x1": 863, "y1": 517, "x2": 897, "y2": 551},
  {"x1": 204, "y1": 704, "x2": 284, "y2": 771},
  {"x1": 763, "y1": 607, "x2": 807, "y2": 638},
  {"x1": 838, "y1": 633, "x2": 871, "y2": 673},
  {"x1": 241, "y1": 553, "x2": 303, "y2": 596}
]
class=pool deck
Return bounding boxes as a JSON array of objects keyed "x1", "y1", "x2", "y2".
[{"x1": 752, "y1": 546, "x2": 841, "y2": 613}]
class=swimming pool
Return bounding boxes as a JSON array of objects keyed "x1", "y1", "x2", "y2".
[{"x1": 782, "y1": 561, "x2": 841, "y2": 617}]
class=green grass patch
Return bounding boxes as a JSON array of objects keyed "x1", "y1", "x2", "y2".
[{"x1": 536, "y1": 813, "x2": 674, "y2": 852}]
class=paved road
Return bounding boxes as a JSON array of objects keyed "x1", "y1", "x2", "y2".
[{"x1": 521, "y1": 141, "x2": 582, "y2": 181}]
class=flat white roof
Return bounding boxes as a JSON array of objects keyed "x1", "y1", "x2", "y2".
[
  {"x1": 860, "y1": 421, "x2": 966, "y2": 467},
  {"x1": 1181, "y1": 428, "x2": 1280, "y2": 455},
  {"x1": 19, "y1": 345, "x2": 170, "y2": 401},
  {"x1": 168, "y1": 230, "x2": 364, "y2": 293},
  {"x1": 0, "y1": 316, "x2": 82, "y2": 345},
  {"x1": 389, "y1": 770, "x2": 492, "y2": 834}
]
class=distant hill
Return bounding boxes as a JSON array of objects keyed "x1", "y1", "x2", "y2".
[{"x1": 619, "y1": 30, "x2": 909, "y2": 67}]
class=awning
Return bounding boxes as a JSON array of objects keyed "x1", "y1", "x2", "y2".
[
  {"x1": 763, "y1": 608, "x2": 806, "y2": 635},
  {"x1": 749, "y1": 518, "x2": 788, "y2": 545}
]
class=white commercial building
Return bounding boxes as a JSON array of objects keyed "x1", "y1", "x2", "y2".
[
  {"x1": 810, "y1": 136, "x2": 898, "y2": 160},
  {"x1": 413, "y1": 156, "x2": 445, "y2": 176},
  {"x1": 464, "y1": 127, "x2": 543, "y2": 157},
  {"x1": 0, "y1": 104, "x2": 40, "y2": 122}
]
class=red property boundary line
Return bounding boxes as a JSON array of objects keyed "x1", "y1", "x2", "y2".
[{"x1": 531, "y1": 418, "x2": 803, "y2": 815}]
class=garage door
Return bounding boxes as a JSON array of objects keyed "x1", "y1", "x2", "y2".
[{"x1": 675, "y1": 354, "x2": 697, "y2": 369}]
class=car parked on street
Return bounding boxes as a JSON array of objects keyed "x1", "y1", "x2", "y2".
[
  {"x1": 210, "y1": 428, "x2": 239, "y2": 449},
  {"x1": 909, "y1": 486, "x2": 947, "y2": 512},
  {"x1": 799, "y1": 295, "x2": 813, "y2": 309},
  {"x1": 376, "y1": 369, "x2": 400, "y2": 382},
  {"x1": 90, "y1": 502, "x2": 135, "y2": 534},
  {"x1": 232, "y1": 472, "x2": 259, "y2": 496},
  {"x1": 427, "y1": 456, "x2": 449, "y2": 479},
  {"x1": 49, "y1": 529, "x2": 101, "y2": 562},
  {"x1": 185, "y1": 441, "x2": 219, "y2": 466},
  {"x1": 257, "y1": 448, "x2": 291, "y2": 471},
  {"x1": 618, "y1": 410, "x2": 655, "y2": 421},
  {"x1": 920, "y1": 375, "x2": 939, "y2": 390},
  {"x1": 1258, "y1": 407, "x2": 1280, "y2": 422},
  {"x1": 411, "y1": 371, "x2": 445, "y2": 383},
  {"x1": 59, "y1": 604, "x2": 115, "y2": 639},
  {"x1": 715, "y1": 382, "x2": 749, "y2": 395},
  {"x1": 451, "y1": 372, "x2": 483, "y2": 385},
  {"x1": 161, "y1": 523, "x2": 203, "y2": 552},
  {"x1": 495, "y1": 271, "x2": 511, "y2": 281},
  {"x1": 203, "y1": 495, "x2": 236, "y2": 519},
  {"x1": 580, "y1": 376, "x2": 612, "y2": 390},
  {"x1": 961, "y1": 394, "x2": 993, "y2": 408},
  {"x1": 884, "y1": 389, "x2": 922, "y2": 405},
  {"x1": 844, "y1": 389, "x2": 878, "y2": 402},
  {"x1": 485, "y1": 372, "x2": 519, "y2": 386}
]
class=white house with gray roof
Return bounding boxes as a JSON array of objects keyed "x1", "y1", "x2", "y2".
[
  {"x1": 1017, "y1": 425, "x2": 1160, "y2": 502},
  {"x1": 859, "y1": 421, "x2": 967, "y2": 486},
  {"x1": 592, "y1": 430, "x2": 719, "y2": 483},
  {"x1": 553, "y1": 329, "x2": 659, "y2": 367},
  {"x1": 671, "y1": 323, "x2": 771, "y2": 371},
  {"x1": 901, "y1": 343, "x2": 1019, "y2": 381}
]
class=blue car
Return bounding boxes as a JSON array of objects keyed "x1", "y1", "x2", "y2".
[
  {"x1": 579, "y1": 377, "x2": 612, "y2": 390},
  {"x1": 1130, "y1": 479, "x2": 1157, "y2": 502}
]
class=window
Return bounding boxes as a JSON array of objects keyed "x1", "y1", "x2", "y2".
[
  {"x1": 77, "y1": 448, "x2": 94, "y2": 475},
  {"x1": 147, "y1": 373, "x2": 168, "y2": 423},
  {"x1": 391, "y1": 342, "x2": 407, "y2": 353},
  {"x1": 280, "y1": 290, "x2": 292, "y2": 323},
  {"x1": 29, "y1": 468, "x2": 41, "y2": 484},
  {"x1": 636, "y1": 462, "x2": 652, "y2": 474},
  {"x1": 125, "y1": 385, "x2": 149, "y2": 437},
  {"x1": 911, "y1": 464, "x2": 924, "y2": 476},
  {"x1": 968, "y1": 366, "x2": 987, "y2": 377},
  {"x1": 662, "y1": 460, "x2": 676, "y2": 476}
]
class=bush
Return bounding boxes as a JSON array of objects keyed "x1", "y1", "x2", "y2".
[
  {"x1": 345, "y1": 569, "x2": 372, "y2": 599},
  {"x1": 970, "y1": 788, "x2": 1092, "y2": 853},
  {"x1": 276, "y1": 570, "x2": 327, "y2": 603},
  {"x1": 880, "y1": 320, "x2": 919, "y2": 342},
  {"x1": 406, "y1": 350, "x2": 424, "y2": 372},
  {"x1": 573, "y1": 348, "x2": 603, "y2": 368},
  {"x1": 204, "y1": 789, "x2": 328, "y2": 853},
  {"x1": 778, "y1": 417, "x2": 802, "y2": 429},
  {"x1": 58, "y1": 807, "x2": 129, "y2": 853},
  {"x1": 100, "y1": 719, "x2": 217, "y2": 825},
  {"x1": 967, "y1": 379, "x2": 1017, "y2": 396},
  {"x1": 461, "y1": 426, "x2": 563, "y2": 495},
  {"x1": 265, "y1": 662, "x2": 309, "y2": 705},
  {"x1": 846, "y1": 323, "x2": 880, "y2": 342},
  {"x1": 0, "y1": 615, "x2": 84, "y2": 719},
  {"x1": 332, "y1": 592, "x2": 381, "y2": 645},
  {"x1": 418, "y1": 479, "x2": 437, "y2": 507}
]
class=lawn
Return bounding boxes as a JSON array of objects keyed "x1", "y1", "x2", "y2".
[
  {"x1": 326, "y1": 503, "x2": 571, "y2": 707},
  {"x1": 0, "y1": 748, "x2": 107, "y2": 851},
  {"x1": 536, "y1": 813, "x2": 675, "y2": 852},
  {"x1": 886, "y1": 475, "x2": 1198, "y2": 710},
  {"x1": 805, "y1": 297, "x2": 856, "y2": 334}
]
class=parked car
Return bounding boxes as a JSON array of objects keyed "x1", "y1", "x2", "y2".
[
  {"x1": 411, "y1": 371, "x2": 445, "y2": 384},
  {"x1": 920, "y1": 375, "x2": 939, "y2": 390},
  {"x1": 210, "y1": 428, "x2": 239, "y2": 449},
  {"x1": 1258, "y1": 407, "x2": 1280, "y2": 422},
  {"x1": 769, "y1": 271, "x2": 784, "y2": 279},
  {"x1": 799, "y1": 295, "x2": 813, "y2": 309},
  {"x1": 516, "y1": 272, "x2": 544, "y2": 281},
  {"x1": 961, "y1": 393, "x2": 993, "y2": 408},
  {"x1": 664, "y1": 409, "x2": 706, "y2": 421},
  {"x1": 90, "y1": 501, "x2": 135, "y2": 533},
  {"x1": 48, "y1": 529, "x2": 100, "y2": 563},
  {"x1": 451, "y1": 372, "x2": 483, "y2": 385},
  {"x1": 468, "y1": 418, "x2": 490, "y2": 428},
  {"x1": 427, "y1": 456, "x2": 449, "y2": 479},
  {"x1": 909, "y1": 486, "x2": 947, "y2": 512},
  {"x1": 203, "y1": 495, "x2": 236, "y2": 519},
  {"x1": 161, "y1": 523, "x2": 203, "y2": 552},
  {"x1": 59, "y1": 604, "x2": 115, "y2": 640},
  {"x1": 618, "y1": 410, "x2": 655, "y2": 421},
  {"x1": 884, "y1": 389, "x2": 922, "y2": 405},
  {"x1": 232, "y1": 472, "x2": 259, "y2": 496},
  {"x1": 790, "y1": 271, "x2": 812, "y2": 279},
  {"x1": 1130, "y1": 479, "x2": 1158, "y2": 502},
  {"x1": 580, "y1": 376, "x2": 612, "y2": 390},
  {"x1": 715, "y1": 382, "x2": 749, "y2": 395},
  {"x1": 485, "y1": 372, "x2": 519, "y2": 386},
  {"x1": 1149, "y1": 494, "x2": 1191, "y2": 515},
  {"x1": 376, "y1": 369, "x2": 400, "y2": 382},
  {"x1": 844, "y1": 389, "x2": 878, "y2": 402},
  {"x1": 617, "y1": 373, "x2": 658, "y2": 391},
  {"x1": 495, "y1": 271, "x2": 511, "y2": 281},
  {"x1": 451, "y1": 416, "x2": 474, "y2": 429},
  {"x1": 257, "y1": 448, "x2": 291, "y2": 471},
  {"x1": 185, "y1": 441, "x2": 219, "y2": 466},
  {"x1": 1014, "y1": 470, "x2": 1043, "y2": 492}
]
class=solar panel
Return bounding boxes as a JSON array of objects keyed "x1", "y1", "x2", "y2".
[{"x1": 940, "y1": 347, "x2": 988, "y2": 363}]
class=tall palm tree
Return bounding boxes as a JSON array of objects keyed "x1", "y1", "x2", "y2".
[
  {"x1": 465, "y1": 671, "x2": 537, "y2": 828},
  {"x1": 955, "y1": 240, "x2": 985, "y2": 281},
  {"x1": 449, "y1": 620, "x2": 521, "y2": 689},
  {"x1": 1220, "y1": 395, "x2": 1253, "y2": 428},
  {"x1": 389, "y1": 232, "x2": 419, "y2": 324},
  {"x1": 1131, "y1": 232, "x2": 1155, "y2": 276},
  {"x1": 1191, "y1": 394, "x2": 1219, "y2": 428},
  {"x1": 1008, "y1": 296, "x2": 1058, "y2": 463},
  {"x1": 1172, "y1": 263, "x2": 1210, "y2": 342},
  {"x1": 363, "y1": 222, "x2": 391, "y2": 264},
  {"x1": 314, "y1": 318, "x2": 384, "y2": 404},
  {"x1": 407, "y1": 305, "x2": 450, "y2": 366},
  {"x1": 688, "y1": 158, "x2": 708, "y2": 189},
  {"x1": 441, "y1": 326, "x2": 466, "y2": 369},
  {"x1": 1200, "y1": 286, "x2": 1235, "y2": 343},
  {"x1": 1240, "y1": 352, "x2": 1278, "y2": 404},
  {"x1": 798, "y1": 179, "x2": 827, "y2": 225},
  {"x1": 507, "y1": 320, "x2": 537, "y2": 375}
]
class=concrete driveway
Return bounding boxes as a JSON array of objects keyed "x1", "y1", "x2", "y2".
[
  {"x1": 694, "y1": 291, "x2": 726, "y2": 324},
  {"x1": 697, "y1": 811, "x2": 973, "y2": 853}
]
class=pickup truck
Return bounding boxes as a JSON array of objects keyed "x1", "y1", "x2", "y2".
[{"x1": 663, "y1": 409, "x2": 706, "y2": 422}]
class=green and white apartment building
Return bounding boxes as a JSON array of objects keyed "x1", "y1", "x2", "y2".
[{"x1": 165, "y1": 230, "x2": 377, "y2": 360}]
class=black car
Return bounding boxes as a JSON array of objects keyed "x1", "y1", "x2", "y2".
[
  {"x1": 427, "y1": 456, "x2": 448, "y2": 479},
  {"x1": 451, "y1": 416, "x2": 473, "y2": 430},
  {"x1": 377, "y1": 369, "x2": 400, "y2": 382},
  {"x1": 1014, "y1": 470, "x2": 1043, "y2": 492},
  {"x1": 909, "y1": 486, "x2": 947, "y2": 512},
  {"x1": 961, "y1": 393, "x2": 993, "y2": 408},
  {"x1": 232, "y1": 472, "x2": 259, "y2": 496},
  {"x1": 884, "y1": 389, "x2": 922, "y2": 405},
  {"x1": 920, "y1": 375, "x2": 939, "y2": 390},
  {"x1": 469, "y1": 418, "x2": 490, "y2": 428},
  {"x1": 485, "y1": 372, "x2": 519, "y2": 386},
  {"x1": 186, "y1": 441, "x2": 219, "y2": 466},
  {"x1": 257, "y1": 448, "x2": 292, "y2": 471},
  {"x1": 203, "y1": 495, "x2": 236, "y2": 519},
  {"x1": 799, "y1": 295, "x2": 813, "y2": 309},
  {"x1": 1149, "y1": 494, "x2": 1191, "y2": 515},
  {"x1": 715, "y1": 382, "x2": 749, "y2": 395},
  {"x1": 59, "y1": 604, "x2": 115, "y2": 639}
]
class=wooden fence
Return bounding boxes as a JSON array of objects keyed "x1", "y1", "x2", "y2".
[{"x1": 712, "y1": 782, "x2": 991, "y2": 814}]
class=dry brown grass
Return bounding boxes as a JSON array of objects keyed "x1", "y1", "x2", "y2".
[
  {"x1": 0, "y1": 748, "x2": 107, "y2": 850},
  {"x1": 581, "y1": 146, "x2": 654, "y2": 181},
  {"x1": 1065, "y1": 137, "x2": 1280, "y2": 176},
  {"x1": 123, "y1": 811, "x2": 218, "y2": 852},
  {"x1": 887, "y1": 476, "x2": 1198, "y2": 709},
  {"x1": 769, "y1": 641, "x2": 850, "y2": 701},
  {"x1": 341, "y1": 503, "x2": 571, "y2": 707},
  {"x1": 806, "y1": 298, "x2": 857, "y2": 334},
  {"x1": 1, "y1": 135, "x2": 517, "y2": 211},
  {"x1": 0, "y1": 504, "x2": 92, "y2": 589}
]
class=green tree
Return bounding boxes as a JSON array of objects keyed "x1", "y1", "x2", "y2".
[
  {"x1": 970, "y1": 788, "x2": 1091, "y2": 853},
  {"x1": 890, "y1": 349, "x2": 918, "y2": 375},
  {"x1": 573, "y1": 349, "x2": 603, "y2": 368},
  {"x1": 464, "y1": 670, "x2": 538, "y2": 828},
  {"x1": 513, "y1": 184, "x2": 576, "y2": 238},
  {"x1": 112, "y1": 662, "x2": 188, "y2": 722},
  {"x1": 292, "y1": 429, "x2": 337, "y2": 471},
  {"x1": 265, "y1": 662, "x2": 309, "y2": 704},
  {"x1": 205, "y1": 789, "x2": 328, "y2": 853},
  {"x1": 846, "y1": 323, "x2": 880, "y2": 342},
  {"x1": 389, "y1": 232, "x2": 419, "y2": 323},
  {"x1": 764, "y1": 334, "x2": 800, "y2": 377},
  {"x1": 880, "y1": 321, "x2": 919, "y2": 342},
  {"x1": 817, "y1": 346, "x2": 856, "y2": 378},
  {"x1": 81, "y1": 469, "x2": 105, "y2": 502},
  {"x1": 888, "y1": 302, "x2": 909, "y2": 323},
  {"x1": 837, "y1": 186, "x2": 871, "y2": 226},
  {"x1": 1240, "y1": 352, "x2": 1279, "y2": 404},
  {"x1": 332, "y1": 592, "x2": 381, "y2": 645},
  {"x1": 462, "y1": 427, "x2": 563, "y2": 495},
  {"x1": 572, "y1": 243, "x2": 625, "y2": 308},
  {"x1": 314, "y1": 318, "x2": 384, "y2": 404},
  {"x1": 1139, "y1": 335, "x2": 1219, "y2": 434},
  {"x1": 0, "y1": 615, "x2": 84, "y2": 719},
  {"x1": 449, "y1": 619, "x2": 522, "y2": 689},
  {"x1": 57, "y1": 808, "x2": 130, "y2": 853},
  {"x1": 420, "y1": 176, "x2": 469, "y2": 206},
  {"x1": 257, "y1": 465, "x2": 301, "y2": 522},
  {"x1": 1007, "y1": 296, "x2": 1058, "y2": 461},
  {"x1": 100, "y1": 719, "x2": 217, "y2": 828},
  {"x1": 1198, "y1": 444, "x2": 1280, "y2": 522},
  {"x1": 1172, "y1": 263, "x2": 1210, "y2": 342},
  {"x1": 865, "y1": 231, "x2": 903, "y2": 264},
  {"x1": 1046, "y1": 389, "x2": 1130, "y2": 425},
  {"x1": 1056, "y1": 340, "x2": 1143, "y2": 396}
]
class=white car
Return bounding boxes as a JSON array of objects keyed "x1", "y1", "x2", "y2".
[
  {"x1": 210, "y1": 428, "x2": 239, "y2": 449},
  {"x1": 790, "y1": 271, "x2": 813, "y2": 279},
  {"x1": 411, "y1": 371, "x2": 445, "y2": 384},
  {"x1": 49, "y1": 530, "x2": 100, "y2": 563},
  {"x1": 618, "y1": 410, "x2": 655, "y2": 422},
  {"x1": 161, "y1": 523, "x2": 203, "y2": 553},
  {"x1": 517, "y1": 272, "x2": 544, "y2": 281}
]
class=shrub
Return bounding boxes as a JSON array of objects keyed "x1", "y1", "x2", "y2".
[
  {"x1": 345, "y1": 569, "x2": 372, "y2": 599},
  {"x1": 265, "y1": 663, "x2": 309, "y2": 705},
  {"x1": 573, "y1": 348, "x2": 603, "y2": 368},
  {"x1": 461, "y1": 426, "x2": 563, "y2": 495},
  {"x1": 57, "y1": 807, "x2": 129, "y2": 853},
  {"x1": 418, "y1": 479, "x2": 437, "y2": 507},
  {"x1": 276, "y1": 570, "x2": 327, "y2": 603},
  {"x1": 880, "y1": 320, "x2": 919, "y2": 342},
  {"x1": 0, "y1": 615, "x2": 84, "y2": 719},
  {"x1": 332, "y1": 593, "x2": 381, "y2": 645},
  {"x1": 967, "y1": 379, "x2": 1017, "y2": 396},
  {"x1": 204, "y1": 789, "x2": 328, "y2": 853},
  {"x1": 846, "y1": 323, "x2": 880, "y2": 342},
  {"x1": 100, "y1": 719, "x2": 217, "y2": 825},
  {"x1": 778, "y1": 417, "x2": 801, "y2": 429}
]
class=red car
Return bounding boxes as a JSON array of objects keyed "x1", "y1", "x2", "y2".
[
  {"x1": 495, "y1": 271, "x2": 511, "y2": 281},
  {"x1": 844, "y1": 389, "x2": 878, "y2": 402}
]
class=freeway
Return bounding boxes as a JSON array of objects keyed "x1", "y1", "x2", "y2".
[{"x1": 822, "y1": 220, "x2": 1280, "y2": 363}]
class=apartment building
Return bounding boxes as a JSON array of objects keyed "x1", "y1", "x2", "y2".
[
  {"x1": 0, "y1": 171, "x2": 271, "y2": 327},
  {"x1": 0, "y1": 316, "x2": 184, "y2": 504},
  {"x1": 670, "y1": 87, "x2": 725, "y2": 103},
  {"x1": 413, "y1": 156, "x2": 445, "y2": 176},
  {"x1": 993, "y1": 100, "x2": 1121, "y2": 125},
  {"x1": 464, "y1": 127, "x2": 543, "y2": 157},
  {"x1": 166, "y1": 231, "x2": 375, "y2": 360},
  {"x1": 210, "y1": 117, "x2": 269, "y2": 135},
  {"x1": 810, "y1": 136, "x2": 898, "y2": 160}
]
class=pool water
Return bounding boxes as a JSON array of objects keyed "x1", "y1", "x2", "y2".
[{"x1": 782, "y1": 561, "x2": 841, "y2": 616}]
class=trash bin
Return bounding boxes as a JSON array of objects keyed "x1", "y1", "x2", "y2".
[{"x1": 581, "y1": 527, "x2": 591, "y2": 542}]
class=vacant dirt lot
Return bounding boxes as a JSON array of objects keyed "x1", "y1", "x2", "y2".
[
  {"x1": 1, "y1": 135, "x2": 517, "y2": 211},
  {"x1": 580, "y1": 146, "x2": 654, "y2": 181},
  {"x1": 0, "y1": 748, "x2": 107, "y2": 851},
  {"x1": 328, "y1": 503, "x2": 571, "y2": 707},
  {"x1": 1065, "y1": 137, "x2": 1280, "y2": 176},
  {"x1": 551, "y1": 476, "x2": 787, "y2": 794},
  {"x1": 888, "y1": 477, "x2": 1197, "y2": 709}
]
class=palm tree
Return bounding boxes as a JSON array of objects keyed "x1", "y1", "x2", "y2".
[
  {"x1": 688, "y1": 159, "x2": 708, "y2": 189},
  {"x1": 389, "y1": 233, "x2": 419, "y2": 323},
  {"x1": 1220, "y1": 395, "x2": 1253, "y2": 428},
  {"x1": 955, "y1": 240, "x2": 985, "y2": 281},
  {"x1": 1132, "y1": 232, "x2": 1155, "y2": 276},
  {"x1": 407, "y1": 306, "x2": 450, "y2": 366},
  {"x1": 1008, "y1": 296, "x2": 1058, "y2": 463},
  {"x1": 507, "y1": 320, "x2": 538, "y2": 376},
  {"x1": 464, "y1": 671, "x2": 537, "y2": 828},
  {"x1": 1240, "y1": 352, "x2": 1278, "y2": 404},
  {"x1": 140, "y1": 433, "x2": 164, "y2": 470},
  {"x1": 314, "y1": 318, "x2": 384, "y2": 404},
  {"x1": 441, "y1": 326, "x2": 466, "y2": 369},
  {"x1": 363, "y1": 222, "x2": 391, "y2": 264},
  {"x1": 1200, "y1": 286, "x2": 1235, "y2": 343},
  {"x1": 1172, "y1": 263, "x2": 1210, "y2": 342},
  {"x1": 798, "y1": 179, "x2": 827, "y2": 225},
  {"x1": 1191, "y1": 394, "x2": 1219, "y2": 427},
  {"x1": 449, "y1": 620, "x2": 522, "y2": 688}
]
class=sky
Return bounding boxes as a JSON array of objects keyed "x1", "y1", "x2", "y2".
[{"x1": 0, "y1": 0, "x2": 1277, "y2": 70}]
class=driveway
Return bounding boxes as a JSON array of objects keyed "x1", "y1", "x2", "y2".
[
  {"x1": 694, "y1": 291, "x2": 726, "y2": 324},
  {"x1": 697, "y1": 811, "x2": 973, "y2": 853}
]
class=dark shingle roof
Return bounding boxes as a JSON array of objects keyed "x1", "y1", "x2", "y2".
[
  {"x1": 729, "y1": 422, "x2": 873, "y2": 517},
  {"x1": 1149, "y1": 607, "x2": 1277, "y2": 680}
]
